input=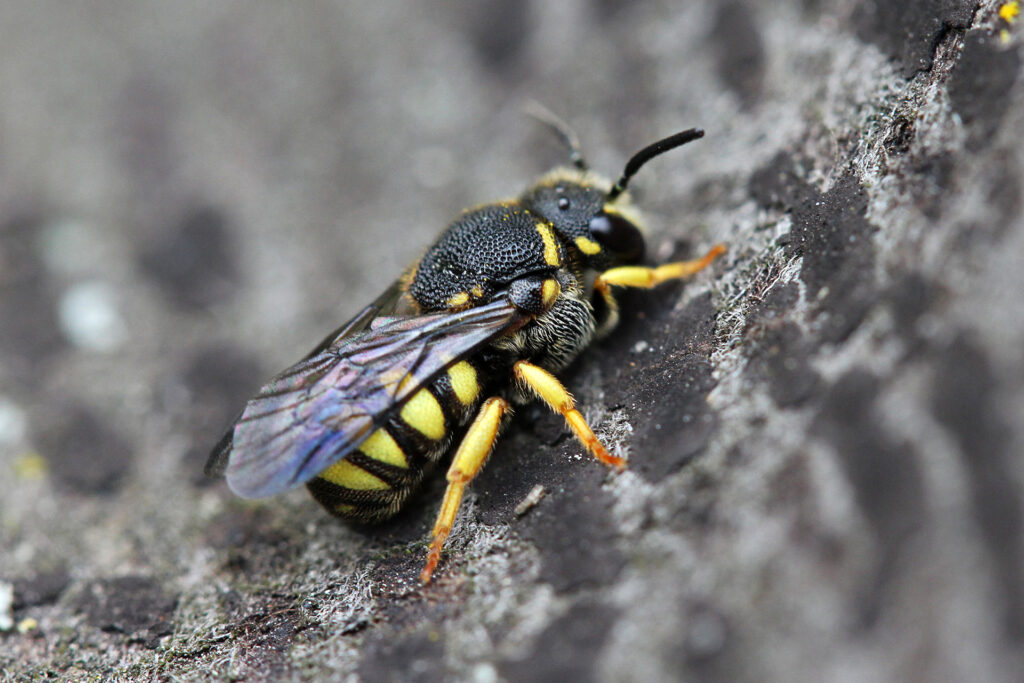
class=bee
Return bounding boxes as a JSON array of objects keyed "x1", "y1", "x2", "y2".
[{"x1": 206, "y1": 112, "x2": 726, "y2": 583}]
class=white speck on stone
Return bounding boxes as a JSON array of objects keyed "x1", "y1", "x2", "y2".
[
  {"x1": 655, "y1": 240, "x2": 675, "y2": 261},
  {"x1": 0, "y1": 582, "x2": 13, "y2": 631},
  {"x1": 0, "y1": 397, "x2": 27, "y2": 446},
  {"x1": 58, "y1": 281, "x2": 128, "y2": 351},
  {"x1": 471, "y1": 663, "x2": 498, "y2": 683},
  {"x1": 514, "y1": 484, "x2": 546, "y2": 516},
  {"x1": 632, "y1": 340, "x2": 649, "y2": 354}
]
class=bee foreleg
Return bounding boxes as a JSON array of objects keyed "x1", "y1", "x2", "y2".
[
  {"x1": 421, "y1": 396, "x2": 511, "y2": 584},
  {"x1": 513, "y1": 360, "x2": 626, "y2": 470},
  {"x1": 594, "y1": 243, "x2": 726, "y2": 293}
]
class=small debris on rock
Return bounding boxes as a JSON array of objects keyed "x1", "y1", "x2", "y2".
[
  {"x1": 514, "y1": 484, "x2": 546, "y2": 516},
  {"x1": 16, "y1": 618, "x2": 38, "y2": 634}
]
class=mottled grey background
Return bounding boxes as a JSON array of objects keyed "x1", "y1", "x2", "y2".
[{"x1": 2, "y1": 1, "x2": 1023, "y2": 681}]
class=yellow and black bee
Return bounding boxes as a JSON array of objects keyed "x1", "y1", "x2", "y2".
[{"x1": 206, "y1": 115, "x2": 726, "y2": 583}]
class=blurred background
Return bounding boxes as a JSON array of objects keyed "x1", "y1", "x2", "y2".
[
  {"x1": 0, "y1": 1, "x2": 745, "y2": 490},
  {"x1": 2, "y1": 1, "x2": 1023, "y2": 681}
]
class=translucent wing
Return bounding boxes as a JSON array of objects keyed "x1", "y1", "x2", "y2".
[
  {"x1": 300, "y1": 278, "x2": 407, "y2": 360},
  {"x1": 205, "y1": 278, "x2": 407, "y2": 479},
  {"x1": 210, "y1": 297, "x2": 526, "y2": 498}
]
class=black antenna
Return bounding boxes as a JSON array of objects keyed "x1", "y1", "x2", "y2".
[
  {"x1": 607, "y1": 128, "x2": 704, "y2": 201},
  {"x1": 524, "y1": 100, "x2": 588, "y2": 172}
]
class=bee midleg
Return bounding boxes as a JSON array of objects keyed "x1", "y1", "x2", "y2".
[
  {"x1": 421, "y1": 396, "x2": 511, "y2": 584},
  {"x1": 594, "y1": 243, "x2": 726, "y2": 294},
  {"x1": 512, "y1": 360, "x2": 625, "y2": 470}
]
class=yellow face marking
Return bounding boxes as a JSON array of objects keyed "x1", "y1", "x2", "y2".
[
  {"x1": 541, "y1": 278, "x2": 560, "y2": 308},
  {"x1": 470, "y1": 285, "x2": 484, "y2": 298},
  {"x1": 401, "y1": 388, "x2": 446, "y2": 440},
  {"x1": 447, "y1": 291, "x2": 470, "y2": 308},
  {"x1": 318, "y1": 460, "x2": 390, "y2": 490},
  {"x1": 575, "y1": 236, "x2": 602, "y2": 256},
  {"x1": 536, "y1": 223, "x2": 560, "y2": 266},
  {"x1": 448, "y1": 361, "x2": 479, "y2": 406},
  {"x1": 359, "y1": 428, "x2": 407, "y2": 469}
]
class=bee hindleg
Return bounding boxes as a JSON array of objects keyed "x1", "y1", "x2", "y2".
[
  {"x1": 513, "y1": 360, "x2": 626, "y2": 470},
  {"x1": 421, "y1": 396, "x2": 511, "y2": 584},
  {"x1": 595, "y1": 243, "x2": 726, "y2": 293}
]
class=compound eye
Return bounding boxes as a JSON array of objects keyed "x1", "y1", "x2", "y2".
[{"x1": 588, "y1": 211, "x2": 645, "y2": 262}]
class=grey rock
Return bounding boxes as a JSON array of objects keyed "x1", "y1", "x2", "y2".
[{"x1": 2, "y1": 1, "x2": 1023, "y2": 681}]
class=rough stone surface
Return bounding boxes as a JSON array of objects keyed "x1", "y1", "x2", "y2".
[
  {"x1": 854, "y1": 0, "x2": 977, "y2": 76},
  {"x1": 2, "y1": 1, "x2": 1024, "y2": 681},
  {"x1": 948, "y1": 30, "x2": 1022, "y2": 150}
]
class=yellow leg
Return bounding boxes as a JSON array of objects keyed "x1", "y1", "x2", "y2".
[
  {"x1": 595, "y1": 243, "x2": 726, "y2": 293},
  {"x1": 421, "y1": 397, "x2": 510, "y2": 584},
  {"x1": 513, "y1": 361, "x2": 625, "y2": 470}
]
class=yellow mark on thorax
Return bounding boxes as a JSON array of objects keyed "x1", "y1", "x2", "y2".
[
  {"x1": 541, "y1": 278, "x2": 561, "y2": 308},
  {"x1": 447, "y1": 291, "x2": 470, "y2": 308},
  {"x1": 536, "y1": 223, "x2": 560, "y2": 266}
]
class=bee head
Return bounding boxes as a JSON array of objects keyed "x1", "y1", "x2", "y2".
[
  {"x1": 520, "y1": 128, "x2": 705, "y2": 269},
  {"x1": 520, "y1": 178, "x2": 644, "y2": 267}
]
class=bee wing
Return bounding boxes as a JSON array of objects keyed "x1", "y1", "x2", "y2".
[
  {"x1": 213, "y1": 298, "x2": 526, "y2": 499},
  {"x1": 205, "y1": 278, "x2": 408, "y2": 479},
  {"x1": 301, "y1": 277, "x2": 408, "y2": 360}
]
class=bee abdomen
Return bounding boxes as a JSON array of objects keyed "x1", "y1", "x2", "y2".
[{"x1": 306, "y1": 360, "x2": 485, "y2": 522}]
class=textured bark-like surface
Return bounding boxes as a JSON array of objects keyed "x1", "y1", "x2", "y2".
[{"x1": 2, "y1": 1, "x2": 1023, "y2": 681}]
